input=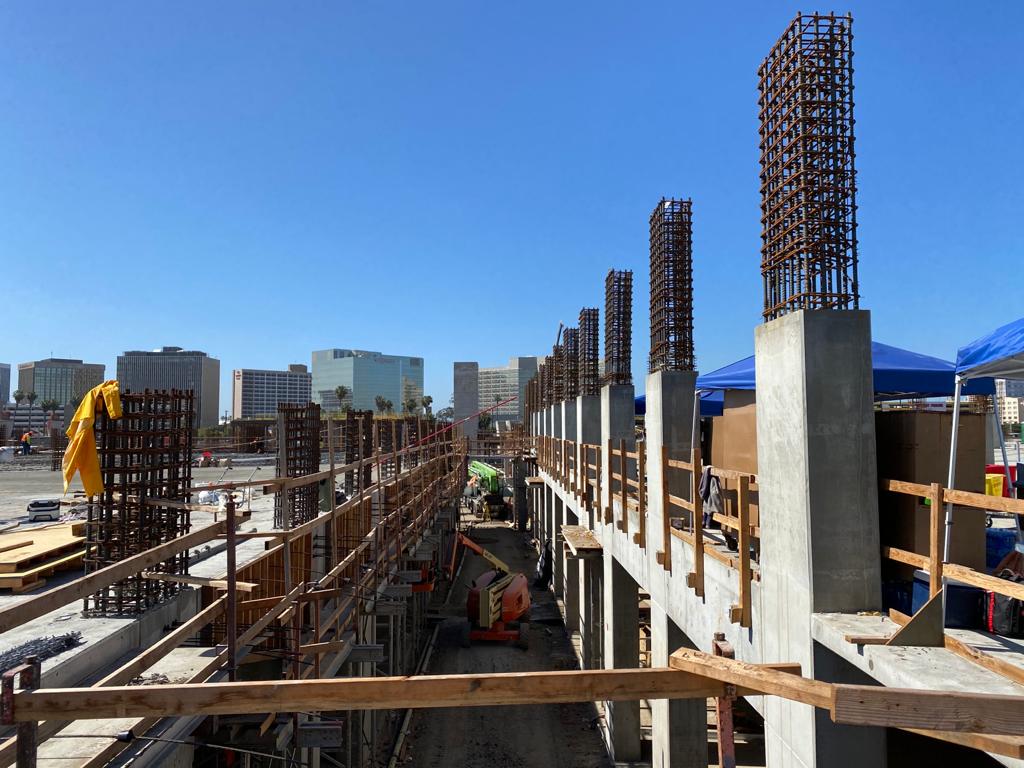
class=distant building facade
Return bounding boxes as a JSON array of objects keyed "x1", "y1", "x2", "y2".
[
  {"x1": 117, "y1": 347, "x2": 220, "y2": 428},
  {"x1": 477, "y1": 357, "x2": 540, "y2": 422},
  {"x1": 311, "y1": 349, "x2": 423, "y2": 412},
  {"x1": 453, "y1": 362, "x2": 480, "y2": 439},
  {"x1": 0, "y1": 363, "x2": 9, "y2": 406},
  {"x1": 16, "y1": 358, "x2": 104, "y2": 407},
  {"x1": 232, "y1": 365, "x2": 312, "y2": 420}
]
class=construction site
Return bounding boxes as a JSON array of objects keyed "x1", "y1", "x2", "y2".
[{"x1": 3, "y1": 9, "x2": 1024, "y2": 768}]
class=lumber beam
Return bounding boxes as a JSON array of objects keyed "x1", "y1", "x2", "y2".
[
  {"x1": 11, "y1": 669, "x2": 739, "y2": 721},
  {"x1": 0, "y1": 521, "x2": 228, "y2": 633},
  {"x1": 141, "y1": 573, "x2": 257, "y2": 592},
  {"x1": 832, "y1": 685, "x2": 1024, "y2": 735},
  {"x1": 669, "y1": 649, "x2": 823, "y2": 707}
]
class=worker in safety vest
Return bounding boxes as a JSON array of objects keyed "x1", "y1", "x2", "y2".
[{"x1": 20, "y1": 432, "x2": 31, "y2": 456}]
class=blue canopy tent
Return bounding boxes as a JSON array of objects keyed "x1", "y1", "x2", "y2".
[
  {"x1": 946, "y1": 317, "x2": 1024, "y2": 559},
  {"x1": 635, "y1": 389, "x2": 723, "y2": 417},
  {"x1": 695, "y1": 341, "x2": 995, "y2": 400}
]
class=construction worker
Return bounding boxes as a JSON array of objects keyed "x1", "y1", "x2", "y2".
[{"x1": 20, "y1": 431, "x2": 31, "y2": 456}]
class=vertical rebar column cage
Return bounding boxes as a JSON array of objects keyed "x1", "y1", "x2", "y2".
[
  {"x1": 561, "y1": 328, "x2": 579, "y2": 401},
  {"x1": 274, "y1": 402, "x2": 321, "y2": 528},
  {"x1": 542, "y1": 356, "x2": 555, "y2": 406},
  {"x1": 85, "y1": 389, "x2": 194, "y2": 616},
  {"x1": 649, "y1": 198, "x2": 695, "y2": 372},
  {"x1": 759, "y1": 12, "x2": 858, "y2": 321},
  {"x1": 603, "y1": 269, "x2": 633, "y2": 385},
  {"x1": 578, "y1": 308, "x2": 599, "y2": 396},
  {"x1": 551, "y1": 344, "x2": 565, "y2": 404}
]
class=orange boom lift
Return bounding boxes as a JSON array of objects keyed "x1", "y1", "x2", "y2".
[{"x1": 448, "y1": 532, "x2": 530, "y2": 649}]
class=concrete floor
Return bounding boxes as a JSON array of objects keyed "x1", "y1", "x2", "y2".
[{"x1": 406, "y1": 516, "x2": 613, "y2": 768}]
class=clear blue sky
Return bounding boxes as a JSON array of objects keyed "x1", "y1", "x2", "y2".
[{"x1": 2, "y1": 2, "x2": 1022, "y2": 416}]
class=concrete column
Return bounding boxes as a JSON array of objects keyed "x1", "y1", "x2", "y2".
[
  {"x1": 650, "y1": 602, "x2": 706, "y2": 768},
  {"x1": 600, "y1": 384, "x2": 635, "y2": 528},
  {"x1": 561, "y1": 400, "x2": 577, "y2": 449},
  {"x1": 756, "y1": 310, "x2": 884, "y2": 768},
  {"x1": 553, "y1": 493, "x2": 565, "y2": 599},
  {"x1": 551, "y1": 405, "x2": 562, "y2": 439},
  {"x1": 579, "y1": 557, "x2": 598, "y2": 667},
  {"x1": 603, "y1": 556, "x2": 641, "y2": 762},
  {"x1": 577, "y1": 394, "x2": 601, "y2": 530},
  {"x1": 562, "y1": 507, "x2": 581, "y2": 633},
  {"x1": 644, "y1": 370, "x2": 697, "y2": 558}
]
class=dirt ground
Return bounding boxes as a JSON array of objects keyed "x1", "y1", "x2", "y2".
[{"x1": 405, "y1": 515, "x2": 613, "y2": 768}]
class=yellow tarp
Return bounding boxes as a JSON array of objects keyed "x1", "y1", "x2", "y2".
[
  {"x1": 986, "y1": 473, "x2": 1005, "y2": 498},
  {"x1": 63, "y1": 380, "x2": 122, "y2": 497}
]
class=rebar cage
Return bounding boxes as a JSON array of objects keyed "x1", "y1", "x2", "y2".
[
  {"x1": 649, "y1": 198, "x2": 695, "y2": 372},
  {"x1": 85, "y1": 389, "x2": 194, "y2": 616},
  {"x1": 758, "y1": 12, "x2": 858, "y2": 321},
  {"x1": 578, "y1": 307, "x2": 599, "y2": 397},
  {"x1": 603, "y1": 269, "x2": 633, "y2": 385}
]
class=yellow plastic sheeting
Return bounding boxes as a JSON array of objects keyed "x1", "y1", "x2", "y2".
[
  {"x1": 986, "y1": 473, "x2": 1005, "y2": 498},
  {"x1": 63, "y1": 380, "x2": 123, "y2": 497}
]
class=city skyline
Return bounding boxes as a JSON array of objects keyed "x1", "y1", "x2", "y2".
[{"x1": 3, "y1": 2, "x2": 1022, "y2": 417}]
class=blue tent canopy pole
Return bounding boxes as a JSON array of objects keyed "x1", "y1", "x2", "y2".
[{"x1": 950, "y1": 316, "x2": 1024, "y2": 557}]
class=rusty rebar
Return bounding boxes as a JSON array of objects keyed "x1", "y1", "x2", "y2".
[
  {"x1": 758, "y1": 12, "x2": 858, "y2": 321},
  {"x1": 578, "y1": 308, "x2": 599, "y2": 396},
  {"x1": 603, "y1": 269, "x2": 633, "y2": 385},
  {"x1": 649, "y1": 198, "x2": 695, "y2": 372}
]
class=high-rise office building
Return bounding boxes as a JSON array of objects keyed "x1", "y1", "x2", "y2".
[
  {"x1": 311, "y1": 350, "x2": 423, "y2": 412},
  {"x1": 0, "y1": 363, "x2": 9, "y2": 406},
  {"x1": 453, "y1": 357, "x2": 541, "y2": 427},
  {"x1": 16, "y1": 358, "x2": 105, "y2": 407},
  {"x1": 477, "y1": 357, "x2": 541, "y2": 422},
  {"x1": 117, "y1": 347, "x2": 220, "y2": 428},
  {"x1": 453, "y1": 362, "x2": 480, "y2": 439},
  {"x1": 232, "y1": 365, "x2": 312, "y2": 419}
]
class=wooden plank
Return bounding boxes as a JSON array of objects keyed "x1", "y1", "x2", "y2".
[
  {"x1": 0, "y1": 520, "x2": 228, "y2": 633},
  {"x1": 832, "y1": 685, "x2": 1024, "y2": 736},
  {"x1": 882, "y1": 546, "x2": 928, "y2": 569},
  {"x1": 882, "y1": 478, "x2": 932, "y2": 497},
  {"x1": 929, "y1": 483, "x2": 944, "y2": 597},
  {"x1": 562, "y1": 525, "x2": 602, "y2": 557},
  {"x1": 945, "y1": 563, "x2": 1024, "y2": 602},
  {"x1": 667, "y1": 493, "x2": 694, "y2": 513},
  {"x1": 141, "y1": 572, "x2": 257, "y2": 592},
  {"x1": 0, "y1": 540, "x2": 33, "y2": 554},
  {"x1": 945, "y1": 488, "x2": 1024, "y2": 516},
  {"x1": 669, "y1": 648, "x2": 822, "y2": 706},
  {"x1": 13, "y1": 668, "x2": 742, "y2": 721},
  {"x1": 690, "y1": 444, "x2": 704, "y2": 597},
  {"x1": 899, "y1": 729, "x2": 1024, "y2": 760},
  {"x1": 657, "y1": 445, "x2": 672, "y2": 572},
  {"x1": 734, "y1": 475, "x2": 752, "y2": 628}
]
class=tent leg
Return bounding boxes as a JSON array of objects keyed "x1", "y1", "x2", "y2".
[{"x1": 944, "y1": 379, "x2": 964, "y2": 565}]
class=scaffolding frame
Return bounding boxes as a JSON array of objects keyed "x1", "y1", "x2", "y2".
[{"x1": 759, "y1": 12, "x2": 858, "y2": 321}]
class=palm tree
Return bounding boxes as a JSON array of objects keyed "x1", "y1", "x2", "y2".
[
  {"x1": 12, "y1": 390, "x2": 24, "y2": 437},
  {"x1": 334, "y1": 385, "x2": 351, "y2": 413},
  {"x1": 384, "y1": 399, "x2": 394, "y2": 415},
  {"x1": 26, "y1": 392, "x2": 37, "y2": 433},
  {"x1": 374, "y1": 395, "x2": 387, "y2": 414},
  {"x1": 404, "y1": 398, "x2": 419, "y2": 415},
  {"x1": 421, "y1": 395, "x2": 433, "y2": 416}
]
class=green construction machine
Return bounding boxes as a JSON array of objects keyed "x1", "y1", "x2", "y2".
[{"x1": 468, "y1": 461, "x2": 512, "y2": 520}]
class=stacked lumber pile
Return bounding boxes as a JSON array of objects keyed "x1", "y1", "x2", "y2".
[{"x1": 0, "y1": 523, "x2": 85, "y2": 593}]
